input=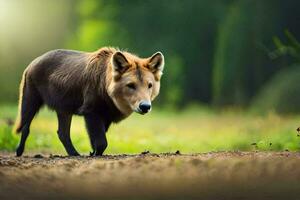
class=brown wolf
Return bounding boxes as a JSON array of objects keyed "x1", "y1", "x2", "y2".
[{"x1": 14, "y1": 47, "x2": 164, "y2": 156}]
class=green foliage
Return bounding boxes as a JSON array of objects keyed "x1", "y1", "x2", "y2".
[
  {"x1": 67, "y1": 0, "x2": 128, "y2": 50},
  {"x1": 269, "y1": 30, "x2": 300, "y2": 62},
  {"x1": 0, "y1": 124, "x2": 18, "y2": 151},
  {"x1": 251, "y1": 65, "x2": 300, "y2": 114}
]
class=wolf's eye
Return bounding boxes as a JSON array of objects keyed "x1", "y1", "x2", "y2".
[
  {"x1": 126, "y1": 83, "x2": 136, "y2": 90},
  {"x1": 148, "y1": 83, "x2": 153, "y2": 89}
]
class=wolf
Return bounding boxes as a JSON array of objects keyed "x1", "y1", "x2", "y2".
[{"x1": 14, "y1": 47, "x2": 164, "y2": 156}]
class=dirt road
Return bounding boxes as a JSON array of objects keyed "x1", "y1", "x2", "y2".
[{"x1": 0, "y1": 151, "x2": 300, "y2": 200}]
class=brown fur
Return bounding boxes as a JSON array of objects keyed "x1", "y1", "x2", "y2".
[{"x1": 14, "y1": 47, "x2": 164, "y2": 156}]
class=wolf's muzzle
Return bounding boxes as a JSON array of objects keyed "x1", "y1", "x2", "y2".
[{"x1": 138, "y1": 101, "x2": 151, "y2": 114}]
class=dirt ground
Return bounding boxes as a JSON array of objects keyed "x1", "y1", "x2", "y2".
[{"x1": 1, "y1": 151, "x2": 300, "y2": 200}]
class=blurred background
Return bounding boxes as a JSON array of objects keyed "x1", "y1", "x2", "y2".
[{"x1": 0, "y1": 0, "x2": 300, "y2": 154}]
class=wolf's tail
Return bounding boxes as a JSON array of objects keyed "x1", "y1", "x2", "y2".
[{"x1": 13, "y1": 69, "x2": 28, "y2": 133}]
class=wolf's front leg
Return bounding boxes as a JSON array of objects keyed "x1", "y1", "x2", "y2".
[
  {"x1": 84, "y1": 114, "x2": 108, "y2": 156},
  {"x1": 78, "y1": 87, "x2": 95, "y2": 115}
]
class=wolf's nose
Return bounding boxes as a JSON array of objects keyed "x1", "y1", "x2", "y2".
[{"x1": 139, "y1": 101, "x2": 151, "y2": 113}]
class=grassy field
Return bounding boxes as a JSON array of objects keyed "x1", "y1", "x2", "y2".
[{"x1": 0, "y1": 104, "x2": 300, "y2": 155}]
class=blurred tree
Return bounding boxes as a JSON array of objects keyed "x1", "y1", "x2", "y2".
[{"x1": 212, "y1": 0, "x2": 281, "y2": 106}]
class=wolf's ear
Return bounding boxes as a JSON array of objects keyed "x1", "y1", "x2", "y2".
[
  {"x1": 148, "y1": 52, "x2": 164, "y2": 80},
  {"x1": 111, "y1": 51, "x2": 130, "y2": 74}
]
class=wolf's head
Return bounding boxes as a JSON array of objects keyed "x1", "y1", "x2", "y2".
[{"x1": 107, "y1": 51, "x2": 164, "y2": 116}]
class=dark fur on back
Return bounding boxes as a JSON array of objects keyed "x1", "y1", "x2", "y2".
[{"x1": 15, "y1": 47, "x2": 124, "y2": 134}]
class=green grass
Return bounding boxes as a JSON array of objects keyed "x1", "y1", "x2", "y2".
[{"x1": 0, "y1": 104, "x2": 300, "y2": 155}]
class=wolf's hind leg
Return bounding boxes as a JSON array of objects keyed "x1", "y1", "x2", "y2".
[
  {"x1": 16, "y1": 86, "x2": 43, "y2": 157},
  {"x1": 56, "y1": 112, "x2": 80, "y2": 156}
]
